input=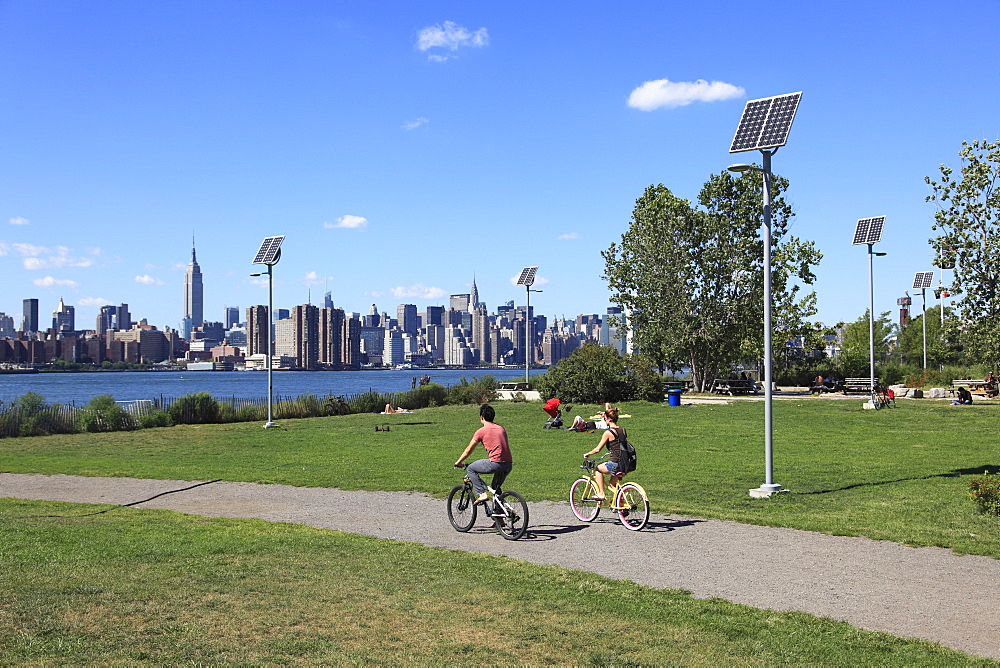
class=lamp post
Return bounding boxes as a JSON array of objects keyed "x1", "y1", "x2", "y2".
[
  {"x1": 868, "y1": 248, "x2": 887, "y2": 391},
  {"x1": 251, "y1": 236, "x2": 285, "y2": 429},
  {"x1": 516, "y1": 267, "x2": 539, "y2": 385},
  {"x1": 727, "y1": 91, "x2": 801, "y2": 498},
  {"x1": 912, "y1": 271, "x2": 935, "y2": 369}
]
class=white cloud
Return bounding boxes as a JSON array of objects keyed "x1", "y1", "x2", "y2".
[
  {"x1": 9, "y1": 216, "x2": 29, "y2": 225},
  {"x1": 403, "y1": 117, "x2": 430, "y2": 130},
  {"x1": 627, "y1": 78, "x2": 745, "y2": 111},
  {"x1": 558, "y1": 232, "x2": 580, "y2": 240},
  {"x1": 33, "y1": 276, "x2": 78, "y2": 288},
  {"x1": 14, "y1": 242, "x2": 94, "y2": 269},
  {"x1": 302, "y1": 271, "x2": 331, "y2": 287},
  {"x1": 416, "y1": 21, "x2": 489, "y2": 61},
  {"x1": 135, "y1": 274, "x2": 164, "y2": 285},
  {"x1": 79, "y1": 297, "x2": 109, "y2": 307},
  {"x1": 324, "y1": 215, "x2": 369, "y2": 229},
  {"x1": 249, "y1": 276, "x2": 269, "y2": 288},
  {"x1": 391, "y1": 284, "x2": 448, "y2": 300}
]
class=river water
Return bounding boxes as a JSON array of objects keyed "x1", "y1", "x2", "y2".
[{"x1": 0, "y1": 369, "x2": 544, "y2": 407}]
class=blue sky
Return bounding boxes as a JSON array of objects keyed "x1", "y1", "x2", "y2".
[{"x1": 1, "y1": 1, "x2": 997, "y2": 332}]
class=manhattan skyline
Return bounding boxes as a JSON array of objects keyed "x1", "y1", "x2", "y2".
[{"x1": 2, "y1": 2, "x2": 997, "y2": 332}]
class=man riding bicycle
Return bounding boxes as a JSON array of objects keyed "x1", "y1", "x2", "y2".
[{"x1": 454, "y1": 404, "x2": 512, "y2": 505}]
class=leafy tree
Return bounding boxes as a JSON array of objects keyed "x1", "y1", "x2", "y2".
[
  {"x1": 926, "y1": 139, "x2": 1000, "y2": 368},
  {"x1": 534, "y1": 342, "x2": 630, "y2": 403},
  {"x1": 836, "y1": 311, "x2": 896, "y2": 378},
  {"x1": 603, "y1": 172, "x2": 821, "y2": 391},
  {"x1": 895, "y1": 304, "x2": 960, "y2": 367}
]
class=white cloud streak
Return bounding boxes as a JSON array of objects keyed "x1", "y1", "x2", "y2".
[
  {"x1": 558, "y1": 232, "x2": 579, "y2": 240},
  {"x1": 14, "y1": 242, "x2": 94, "y2": 269},
  {"x1": 9, "y1": 216, "x2": 29, "y2": 225},
  {"x1": 627, "y1": 78, "x2": 745, "y2": 111},
  {"x1": 79, "y1": 297, "x2": 110, "y2": 307},
  {"x1": 391, "y1": 284, "x2": 447, "y2": 300},
  {"x1": 33, "y1": 276, "x2": 78, "y2": 288},
  {"x1": 416, "y1": 21, "x2": 489, "y2": 61},
  {"x1": 324, "y1": 215, "x2": 368, "y2": 229},
  {"x1": 135, "y1": 274, "x2": 164, "y2": 285},
  {"x1": 403, "y1": 117, "x2": 429, "y2": 130}
]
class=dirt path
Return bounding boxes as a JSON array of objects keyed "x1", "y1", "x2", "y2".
[{"x1": 3, "y1": 472, "x2": 999, "y2": 661}]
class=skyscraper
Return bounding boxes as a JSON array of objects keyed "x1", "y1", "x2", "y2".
[
  {"x1": 52, "y1": 297, "x2": 75, "y2": 332},
  {"x1": 182, "y1": 238, "x2": 204, "y2": 339},
  {"x1": 21, "y1": 298, "x2": 39, "y2": 334}
]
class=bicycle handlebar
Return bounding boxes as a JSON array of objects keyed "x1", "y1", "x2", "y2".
[{"x1": 454, "y1": 463, "x2": 468, "y2": 469}]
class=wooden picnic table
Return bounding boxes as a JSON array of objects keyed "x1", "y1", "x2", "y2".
[
  {"x1": 710, "y1": 379, "x2": 758, "y2": 396},
  {"x1": 842, "y1": 378, "x2": 879, "y2": 394}
]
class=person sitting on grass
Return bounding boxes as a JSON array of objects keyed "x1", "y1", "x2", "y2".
[
  {"x1": 581, "y1": 406, "x2": 627, "y2": 501},
  {"x1": 952, "y1": 386, "x2": 973, "y2": 405}
]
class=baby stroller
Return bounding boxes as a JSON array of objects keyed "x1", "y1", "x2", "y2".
[{"x1": 542, "y1": 398, "x2": 571, "y2": 429}]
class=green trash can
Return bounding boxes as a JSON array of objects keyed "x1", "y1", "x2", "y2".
[{"x1": 667, "y1": 388, "x2": 683, "y2": 407}]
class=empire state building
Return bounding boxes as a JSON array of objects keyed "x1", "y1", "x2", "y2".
[{"x1": 182, "y1": 239, "x2": 204, "y2": 339}]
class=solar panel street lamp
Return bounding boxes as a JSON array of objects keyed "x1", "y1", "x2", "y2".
[
  {"x1": 852, "y1": 217, "x2": 886, "y2": 401},
  {"x1": 913, "y1": 271, "x2": 935, "y2": 369},
  {"x1": 251, "y1": 235, "x2": 285, "y2": 429},
  {"x1": 516, "y1": 266, "x2": 538, "y2": 385},
  {"x1": 727, "y1": 91, "x2": 802, "y2": 498}
]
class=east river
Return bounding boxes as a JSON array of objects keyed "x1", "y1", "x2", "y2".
[{"x1": 0, "y1": 368, "x2": 544, "y2": 407}]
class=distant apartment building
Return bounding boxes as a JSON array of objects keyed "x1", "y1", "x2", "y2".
[
  {"x1": 246, "y1": 305, "x2": 270, "y2": 357},
  {"x1": 0, "y1": 313, "x2": 15, "y2": 338},
  {"x1": 319, "y1": 307, "x2": 345, "y2": 368},
  {"x1": 224, "y1": 306, "x2": 240, "y2": 329},
  {"x1": 397, "y1": 304, "x2": 418, "y2": 336}
]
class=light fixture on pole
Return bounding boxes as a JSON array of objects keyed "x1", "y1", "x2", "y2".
[
  {"x1": 852, "y1": 217, "x2": 886, "y2": 399},
  {"x1": 913, "y1": 271, "x2": 935, "y2": 369},
  {"x1": 251, "y1": 235, "x2": 285, "y2": 429},
  {"x1": 515, "y1": 266, "x2": 538, "y2": 385},
  {"x1": 728, "y1": 91, "x2": 802, "y2": 498}
]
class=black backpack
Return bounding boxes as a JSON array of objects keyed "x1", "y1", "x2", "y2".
[{"x1": 613, "y1": 427, "x2": 637, "y2": 474}]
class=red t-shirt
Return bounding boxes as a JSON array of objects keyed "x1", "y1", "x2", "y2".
[{"x1": 472, "y1": 422, "x2": 512, "y2": 463}]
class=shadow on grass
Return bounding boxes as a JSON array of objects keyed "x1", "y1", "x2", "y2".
[{"x1": 800, "y1": 464, "x2": 1000, "y2": 495}]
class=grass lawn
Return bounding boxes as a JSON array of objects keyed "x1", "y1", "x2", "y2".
[
  {"x1": 1, "y1": 498, "x2": 991, "y2": 665},
  {"x1": 2, "y1": 398, "x2": 997, "y2": 558},
  {"x1": 2, "y1": 398, "x2": 998, "y2": 663}
]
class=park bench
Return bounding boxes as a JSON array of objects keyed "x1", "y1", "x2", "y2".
[
  {"x1": 710, "y1": 378, "x2": 758, "y2": 396},
  {"x1": 842, "y1": 378, "x2": 878, "y2": 394},
  {"x1": 951, "y1": 379, "x2": 994, "y2": 397},
  {"x1": 662, "y1": 380, "x2": 688, "y2": 393}
]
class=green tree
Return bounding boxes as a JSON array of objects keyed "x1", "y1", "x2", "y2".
[
  {"x1": 895, "y1": 304, "x2": 960, "y2": 367},
  {"x1": 534, "y1": 342, "x2": 630, "y2": 404},
  {"x1": 836, "y1": 311, "x2": 896, "y2": 377},
  {"x1": 926, "y1": 139, "x2": 1000, "y2": 368},
  {"x1": 603, "y1": 172, "x2": 821, "y2": 391}
]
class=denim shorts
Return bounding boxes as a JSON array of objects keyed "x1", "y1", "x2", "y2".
[{"x1": 604, "y1": 460, "x2": 620, "y2": 474}]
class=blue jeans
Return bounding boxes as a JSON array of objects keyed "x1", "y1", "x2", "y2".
[{"x1": 466, "y1": 459, "x2": 513, "y2": 495}]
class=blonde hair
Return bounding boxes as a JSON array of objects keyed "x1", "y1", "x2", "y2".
[{"x1": 603, "y1": 407, "x2": 619, "y2": 422}]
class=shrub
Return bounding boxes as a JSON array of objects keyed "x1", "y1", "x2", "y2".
[
  {"x1": 968, "y1": 472, "x2": 1000, "y2": 516},
  {"x1": 78, "y1": 394, "x2": 137, "y2": 433},
  {"x1": 534, "y1": 343, "x2": 630, "y2": 403},
  {"x1": 138, "y1": 410, "x2": 173, "y2": 428},
  {"x1": 445, "y1": 375, "x2": 498, "y2": 405},
  {"x1": 349, "y1": 390, "x2": 392, "y2": 414},
  {"x1": 168, "y1": 392, "x2": 222, "y2": 424}
]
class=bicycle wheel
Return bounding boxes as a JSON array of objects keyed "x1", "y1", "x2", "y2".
[
  {"x1": 570, "y1": 477, "x2": 601, "y2": 522},
  {"x1": 494, "y1": 490, "x2": 529, "y2": 540},
  {"x1": 615, "y1": 482, "x2": 649, "y2": 531},
  {"x1": 447, "y1": 484, "x2": 477, "y2": 532},
  {"x1": 870, "y1": 391, "x2": 883, "y2": 410}
]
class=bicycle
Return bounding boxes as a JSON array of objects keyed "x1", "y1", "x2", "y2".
[
  {"x1": 324, "y1": 395, "x2": 350, "y2": 416},
  {"x1": 569, "y1": 455, "x2": 650, "y2": 531},
  {"x1": 447, "y1": 464, "x2": 529, "y2": 540},
  {"x1": 870, "y1": 384, "x2": 894, "y2": 410}
]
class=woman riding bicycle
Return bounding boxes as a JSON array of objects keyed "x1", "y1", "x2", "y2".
[{"x1": 581, "y1": 406, "x2": 626, "y2": 501}]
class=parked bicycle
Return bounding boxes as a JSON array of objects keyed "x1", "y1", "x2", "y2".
[
  {"x1": 570, "y1": 455, "x2": 649, "y2": 531},
  {"x1": 324, "y1": 395, "x2": 350, "y2": 416},
  {"x1": 870, "y1": 384, "x2": 895, "y2": 410},
  {"x1": 447, "y1": 464, "x2": 529, "y2": 540}
]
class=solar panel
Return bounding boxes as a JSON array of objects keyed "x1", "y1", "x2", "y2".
[
  {"x1": 912, "y1": 271, "x2": 935, "y2": 290},
  {"x1": 515, "y1": 266, "x2": 538, "y2": 286},
  {"x1": 730, "y1": 92, "x2": 802, "y2": 153},
  {"x1": 252, "y1": 236, "x2": 285, "y2": 264},
  {"x1": 851, "y1": 216, "x2": 885, "y2": 245}
]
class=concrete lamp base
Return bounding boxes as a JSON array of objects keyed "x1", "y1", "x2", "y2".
[{"x1": 749, "y1": 485, "x2": 789, "y2": 498}]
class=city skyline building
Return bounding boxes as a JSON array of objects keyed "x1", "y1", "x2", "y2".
[
  {"x1": 21, "y1": 298, "x2": 39, "y2": 335},
  {"x1": 52, "y1": 297, "x2": 75, "y2": 332},
  {"x1": 182, "y1": 238, "x2": 204, "y2": 340}
]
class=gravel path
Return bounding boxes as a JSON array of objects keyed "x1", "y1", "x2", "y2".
[{"x1": 3, "y1": 472, "x2": 999, "y2": 661}]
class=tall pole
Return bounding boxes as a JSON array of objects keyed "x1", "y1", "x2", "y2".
[
  {"x1": 868, "y1": 244, "x2": 876, "y2": 392},
  {"x1": 525, "y1": 285, "x2": 530, "y2": 385},
  {"x1": 265, "y1": 263, "x2": 276, "y2": 428},
  {"x1": 921, "y1": 288, "x2": 928, "y2": 369},
  {"x1": 760, "y1": 150, "x2": 778, "y2": 494}
]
